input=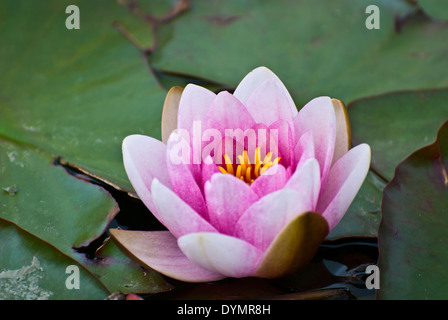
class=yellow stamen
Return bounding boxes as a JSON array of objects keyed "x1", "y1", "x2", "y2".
[
  {"x1": 218, "y1": 148, "x2": 281, "y2": 185},
  {"x1": 254, "y1": 162, "x2": 262, "y2": 178},
  {"x1": 243, "y1": 150, "x2": 250, "y2": 165},
  {"x1": 260, "y1": 162, "x2": 272, "y2": 175},
  {"x1": 218, "y1": 166, "x2": 228, "y2": 174},
  {"x1": 223, "y1": 154, "x2": 234, "y2": 175},
  {"x1": 238, "y1": 155, "x2": 247, "y2": 177},
  {"x1": 272, "y1": 157, "x2": 281, "y2": 166},
  {"x1": 246, "y1": 167, "x2": 252, "y2": 183},
  {"x1": 255, "y1": 147, "x2": 261, "y2": 164},
  {"x1": 263, "y1": 152, "x2": 273, "y2": 164},
  {"x1": 241, "y1": 163, "x2": 247, "y2": 178},
  {"x1": 236, "y1": 165, "x2": 242, "y2": 179}
]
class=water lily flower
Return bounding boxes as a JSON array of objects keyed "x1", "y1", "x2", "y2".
[{"x1": 111, "y1": 67, "x2": 371, "y2": 282}]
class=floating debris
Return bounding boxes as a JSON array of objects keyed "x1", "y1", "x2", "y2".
[
  {"x1": 2, "y1": 184, "x2": 18, "y2": 197},
  {"x1": 0, "y1": 256, "x2": 52, "y2": 300}
]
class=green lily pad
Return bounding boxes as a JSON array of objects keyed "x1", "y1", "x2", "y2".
[
  {"x1": 0, "y1": 218, "x2": 109, "y2": 300},
  {"x1": 0, "y1": 138, "x2": 118, "y2": 251},
  {"x1": 327, "y1": 171, "x2": 385, "y2": 240},
  {"x1": 348, "y1": 88, "x2": 448, "y2": 181},
  {"x1": 113, "y1": 0, "x2": 155, "y2": 50},
  {"x1": 0, "y1": 1, "x2": 175, "y2": 293},
  {"x1": 0, "y1": 137, "x2": 171, "y2": 295},
  {"x1": 150, "y1": 0, "x2": 448, "y2": 106},
  {"x1": 79, "y1": 236, "x2": 173, "y2": 294},
  {"x1": 377, "y1": 120, "x2": 448, "y2": 299},
  {"x1": 0, "y1": 0, "x2": 167, "y2": 193},
  {"x1": 418, "y1": 0, "x2": 448, "y2": 21}
]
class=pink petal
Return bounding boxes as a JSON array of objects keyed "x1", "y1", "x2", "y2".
[
  {"x1": 166, "y1": 132, "x2": 208, "y2": 218},
  {"x1": 268, "y1": 119, "x2": 295, "y2": 167},
  {"x1": 250, "y1": 164, "x2": 287, "y2": 198},
  {"x1": 189, "y1": 115, "x2": 225, "y2": 184},
  {"x1": 178, "y1": 232, "x2": 263, "y2": 278},
  {"x1": 293, "y1": 97, "x2": 336, "y2": 187},
  {"x1": 110, "y1": 230, "x2": 225, "y2": 282},
  {"x1": 284, "y1": 158, "x2": 321, "y2": 211},
  {"x1": 234, "y1": 189, "x2": 314, "y2": 251},
  {"x1": 213, "y1": 135, "x2": 245, "y2": 167},
  {"x1": 177, "y1": 84, "x2": 216, "y2": 132},
  {"x1": 207, "y1": 91, "x2": 256, "y2": 131},
  {"x1": 242, "y1": 123, "x2": 280, "y2": 162},
  {"x1": 151, "y1": 179, "x2": 217, "y2": 238},
  {"x1": 198, "y1": 116, "x2": 226, "y2": 161},
  {"x1": 233, "y1": 67, "x2": 298, "y2": 117},
  {"x1": 201, "y1": 155, "x2": 220, "y2": 186},
  {"x1": 317, "y1": 144, "x2": 371, "y2": 231},
  {"x1": 122, "y1": 134, "x2": 171, "y2": 216},
  {"x1": 205, "y1": 174, "x2": 259, "y2": 234},
  {"x1": 216, "y1": 123, "x2": 280, "y2": 164},
  {"x1": 245, "y1": 78, "x2": 296, "y2": 128},
  {"x1": 293, "y1": 131, "x2": 315, "y2": 170}
]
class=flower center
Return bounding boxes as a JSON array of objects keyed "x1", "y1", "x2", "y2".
[{"x1": 218, "y1": 147, "x2": 281, "y2": 184}]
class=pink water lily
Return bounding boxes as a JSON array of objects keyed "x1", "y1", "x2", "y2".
[{"x1": 111, "y1": 67, "x2": 371, "y2": 282}]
